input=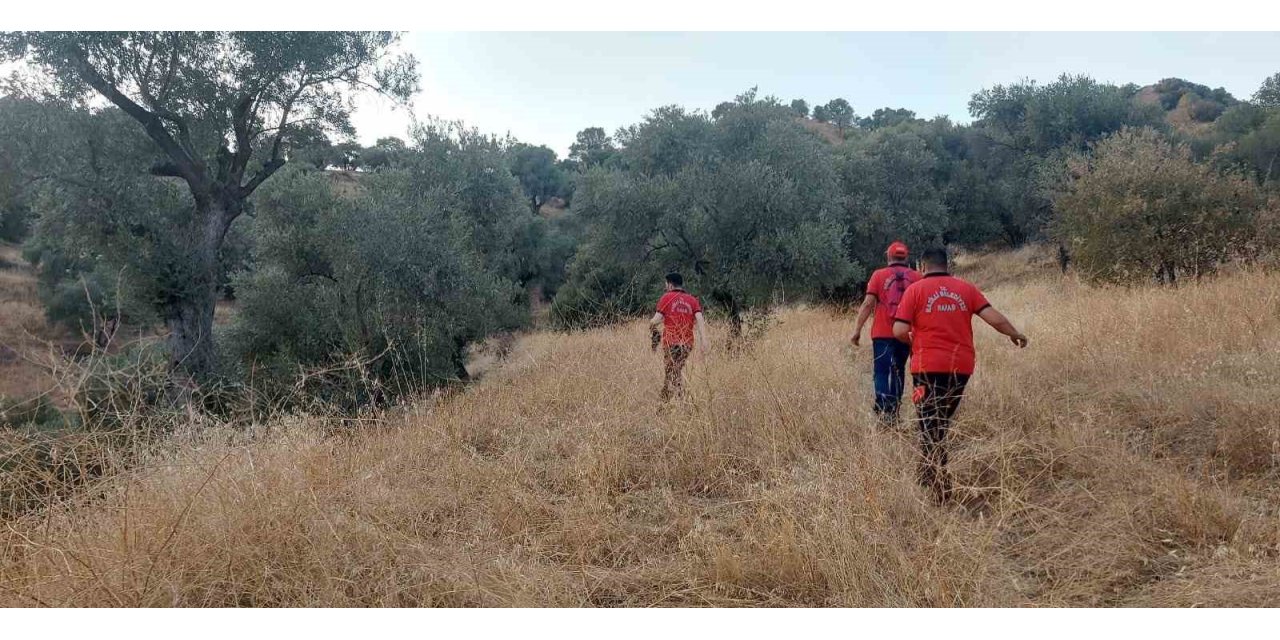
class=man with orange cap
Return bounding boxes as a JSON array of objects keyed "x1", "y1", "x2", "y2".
[{"x1": 851, "y1": 241, "x2": 921, "y2": 424}]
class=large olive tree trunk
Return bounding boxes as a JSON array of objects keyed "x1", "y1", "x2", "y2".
[{"x1": 158, "y1": 195, "x2": 245, "y2": 385}]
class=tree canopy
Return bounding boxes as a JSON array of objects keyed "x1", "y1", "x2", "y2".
[
  {"x1": 555, "y1": 90, "x2": 855, "y2": 332},
  {"x1": 0, "y1": 31, "x2": 418, "y2": 382}
]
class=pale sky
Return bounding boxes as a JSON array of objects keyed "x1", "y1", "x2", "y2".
[{"x1": 350, "y1": 32, "x2": 1280, "y2": 157}]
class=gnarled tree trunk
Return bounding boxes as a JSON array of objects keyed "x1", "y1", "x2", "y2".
[{"x1": 161, "y1": 197, "x2": 240, "y2": 388}]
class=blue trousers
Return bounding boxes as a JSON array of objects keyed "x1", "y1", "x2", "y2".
[{"x1": 871, "y1": 338, "x2": 911, "y2": 418}]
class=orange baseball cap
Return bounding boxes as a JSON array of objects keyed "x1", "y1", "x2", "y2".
[{"x1": 886, "y1": 241, "x2": 909, "y2": 259}]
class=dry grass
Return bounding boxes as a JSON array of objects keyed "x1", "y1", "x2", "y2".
[
  {"x1": 1, "y1": 256, "x2": 1278, "y2": 607},
  {"x1": 0, "y1": 243, "x2": 67, "y2": 402},
  {"x1": 799, "y1": 118, "x2": 846, "y2": 145}
]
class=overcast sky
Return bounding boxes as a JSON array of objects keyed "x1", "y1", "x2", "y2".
[{"x1": 347, "y1": 32, "x2": 1280, "y2": 156}]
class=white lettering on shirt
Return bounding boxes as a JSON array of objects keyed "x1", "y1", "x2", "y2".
[{"x1": 924, "y1": 286, "x2": 968, "y2": 314}]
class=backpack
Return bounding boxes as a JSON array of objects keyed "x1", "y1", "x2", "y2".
[{"x1": 881, "y1": 266, "x2": 912, "y2": 318}]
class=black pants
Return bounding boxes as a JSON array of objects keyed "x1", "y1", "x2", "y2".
[{"x1": 911, "y1": 373, "x2": 970, "y2": 502}]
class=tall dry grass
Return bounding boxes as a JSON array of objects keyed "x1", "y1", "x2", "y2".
[
  {"x1": 0, "y1": 243, "x2": 64, "y2": 401},
  {"x1": 1, "y1": 260, "x2": 1278, "y2": 607}
]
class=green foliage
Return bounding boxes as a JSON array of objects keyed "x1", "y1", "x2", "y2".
[
  {"x1": 550, "y1": 235, "x2": 662, "y2": 328},
  {"x1": 284, "y1": 122, "x2": 336, "y2": 170},
  {"x1": 963, "y1": 74, "x2": 1165, "y2": 245},
  {"x1": 225, "y1": 167, "x2": 524, "y2": 409},
  {"x1": 568, "y1": 127, "x2": 617, "y2": 169},
  {"x1": 859, "y1": 107, "x2": 918, "y2": 130},
  {"x1": 0, "y1": 95, "x2": 78, "y2": 242},
  {"x1": 0, "y1": 31, "x2": 419, "y2": 381},
  {"x1": 360, "y1": 136, "x2": 408, "y2": 171},
  {"x1": 821, "y1": 98, "x2": 855, "y2": 134},
  {"x1": 614, "y1": 105, "x2": 717, "y2": 177},
  {"x1": 1053, "y1": 128, "x2": 1269, "y2": 285},
  {"x1": 1183, "y1": 93, "x2": 1226, "y2": 123},
  {"x1": 0, "y1": 395, "x2": 67, "y2": 431},
  {"x1": 397, "y1": 120, "x2": 542, "y2": 287},
  {"x1": 837, "y1": 127, "x2": 949, "y2": 266},
  {"x1": 970, "y1": 74, "x2": 1160, "y2": 155},
  {"x1": 789, "y1": 98, "x2": 809, "y2": 118},
  {"x1": 555, "y1": 91, "x2": 856, "y2": 331},
  {"x1": 333, "y1": 141, "x2": 362, "y2": 171},
  {"x1": 1254, "y1": 72, "x2": 1280, "y2": 109},
  {"x1": 15, "y1": 104, "x2": 185, "y2": 334},
  {"x1": 508, "y1": 143, "x2": 568, "y2": 213},
  {"x1": 1152, "y1": 77, "x2": 1237, "y2": 113}
]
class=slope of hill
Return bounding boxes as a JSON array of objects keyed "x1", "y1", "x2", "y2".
[
  {"x1": 1, "y1": 251, "x2": 1278, "y2": 606},
  {"x1": 0, "y1": 243, "x2": 63, "y2": 403},
  {"x1": 1135, "y1": 78, "x2": 1239, "y2": 135},
  {"x1": 799, "y1": 118, "x2": 847, "y2": 145}
]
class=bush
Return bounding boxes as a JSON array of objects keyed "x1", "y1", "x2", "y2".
[
  {"x1": 0, "y1": 394, "x2": 67, "y2": 431},
  {"x1": 71, "y1": 343, "x2": 174, "y2": 433},
  {"x1": 225, "y1": 167, "x2": 525, "y2": 412},
  {"x1": 1184, "y1": 94, "x2": 1226, "y2": 123},
  {"x1": 1054, "y1": 128, "x2": 1268, "y2": 285}
]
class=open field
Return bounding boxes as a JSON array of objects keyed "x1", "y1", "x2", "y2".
[{"x1": 0, "y1": 252, "x2": 1278, "y2": 606}]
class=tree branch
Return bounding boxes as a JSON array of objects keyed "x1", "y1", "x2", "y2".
[
  {"x1": 67, "y1": 46, "x2": 206, "y2": 194},
  {"x1": 240, "y1": 158, "x2": 286, "y2": 197},
  {"x1": 149, "y1": 161, "x2": 185, "y2": 178},
  {"x1": 156, "y1": 32, "x2": 180, "y2": 104}
]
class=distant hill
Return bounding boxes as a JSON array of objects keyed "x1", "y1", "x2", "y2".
[
  {"x1": 799, "y1": 118, "x2": 847, "y2": 145},
  {"x1": 1136, "y1": 78, "x2": 1240, "y2": 134}
]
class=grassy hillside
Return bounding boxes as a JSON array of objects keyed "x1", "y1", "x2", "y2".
[
  {"x1": 1, "y1": 250, "x2": 1278, "y2": 606},
  {"x1": 0, "y1": 243, "x2": 63, "y2": 403}
]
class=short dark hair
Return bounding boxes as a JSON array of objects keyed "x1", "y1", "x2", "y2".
[
  {"x1": 920, "y1": 246, "x2": 949, "y2": 270},
  {"x1": 665, "y1": 272, "x2": 684, "y2": 287}
]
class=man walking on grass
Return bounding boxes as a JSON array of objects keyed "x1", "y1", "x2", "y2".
[
  {"x1": 892, "y1": 246, "x2": 1029, "y2": 503},
  {"x1": 851, "y1": 241, "x2": 921, "y2": 424},
  {"x1": 650, "y1": 272, "x2": 708, "y2": 402}
]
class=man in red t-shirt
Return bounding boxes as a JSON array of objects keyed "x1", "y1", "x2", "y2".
[
  {"x1": 892, "y1": 246, "x2": 1028, "y2": 503},
  {"x1": 650, "y1": 272, "x2": 708, "y2": 401},
  {"x1": 851, "y1": 241, "x2": 922, "y2": 423}
]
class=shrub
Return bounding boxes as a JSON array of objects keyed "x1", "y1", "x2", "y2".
[
  {"x1": 1054, "y1": 128, "x2": 1268, "y2": 285},
  {"x1": 224, "y1": 167, "x2": 524, "y2": 412},
  {"x1": 0, "y1": 394, "x2": 67, "y2": 430}
]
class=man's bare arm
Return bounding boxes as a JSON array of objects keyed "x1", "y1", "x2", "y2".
[
  {"x1": 851, "y1": 294, "x2": 876, "y2": 345},
  {"x1": 694, "y1": 312, "x2": 709, "y2": 355},
  {"x1": 892, "y1": 319, "x2": 912, "y2": 344},
  {"x1": 977, "y1": 306, "x2": 1029, "y2": 348},
  {"x1": 649, "y1": 312, "x2": 664, "y2": 327}
]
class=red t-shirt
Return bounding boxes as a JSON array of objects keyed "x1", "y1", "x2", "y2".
[
  {"x1": 893, "y1": 274, "x2": 991, "y2": 375},
  {"x1": 657, "y1": 289, "x2": 702, "y2": 347},
  {"x1": 865, "y1": 264, "x2": 922, "y2": 339}
]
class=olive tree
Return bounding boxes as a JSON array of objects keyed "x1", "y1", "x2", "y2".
[
  {"x1": 0, "y1": 31, "x2": 417, "y2": 384},
  {"x1": 225, "y1": 167, "x2": 523, "y2": 409},
  {"x1": 837, "y1": 127, "x2": 950, "y2": 268},
  {"x1": 557, "y1": 92, "x2": 855, "y2": 334},
  {"x1": 822, "y1": 98, "x2": 855, "y2": 135},
  {"x1": 1255, "y1": 72, "x2": 1280, "y2": 109},
  {"x1": 508, "y1": 143, "x2": 566, "y2": 214},
  {"x1": 789, "y1": 98, "x2": 809, "y2": 118},
  {"x1": 1054, "y1": 128, "x2": 1267, "y2": 285}
]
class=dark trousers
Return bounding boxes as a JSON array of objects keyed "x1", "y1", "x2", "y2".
[
  {"x1": 872, "y1": 338, "x2": 911, "y2": 420},
  {"x1": 661, "y1": 344, "x2": 693, "y2": 401},
  {"x1": 911, "y1": 372, "x2": 970, "y2": 502}
]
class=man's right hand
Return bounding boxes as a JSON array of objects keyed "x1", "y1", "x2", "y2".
[
  {"x1": 1010, "y1": 333, "x2": 1029, "y2": 348},
  {"x1": 851, "y1": 329, "x2": 862, "y2": 346}
]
